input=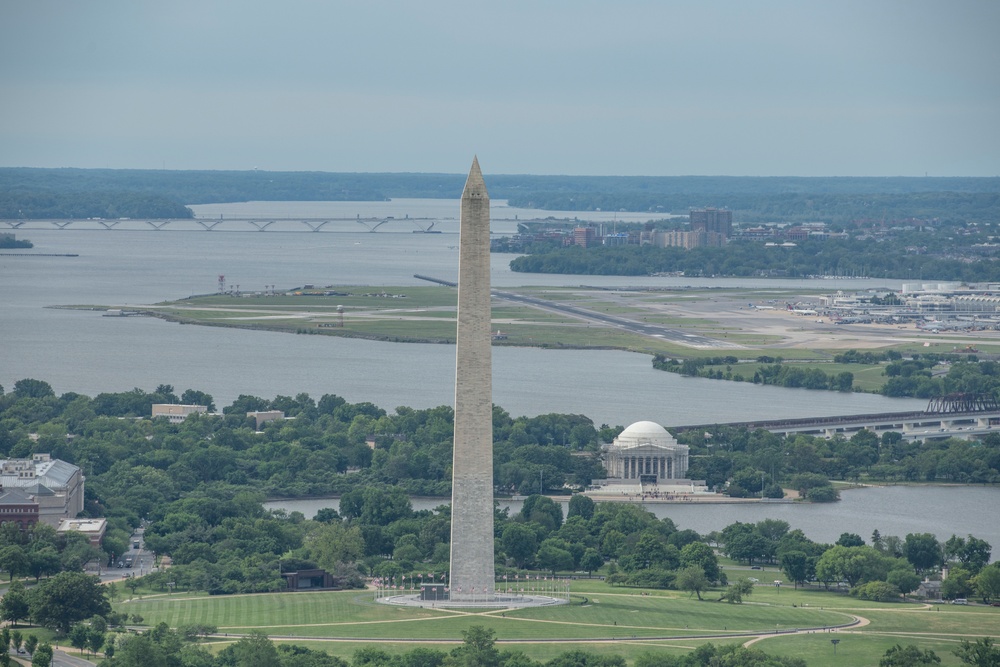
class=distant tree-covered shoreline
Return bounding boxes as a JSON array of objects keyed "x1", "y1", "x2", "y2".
[
  {"x1": 0, "y1": 189, "x2": 193, "y2": 220},
  {"x1": 0, "y1": 235, "x2": 32, "y2": 249},
  {"x1": 509, "y1": 239, "x2": 1000, "y2": 282},
  {"x1": 1, "y1": 168, "x2": 997, "y2": 222}
]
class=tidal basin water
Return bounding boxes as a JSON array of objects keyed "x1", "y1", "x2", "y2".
[{"x1": 265, "y1": 485, "x2": 1000, "y2": 557}]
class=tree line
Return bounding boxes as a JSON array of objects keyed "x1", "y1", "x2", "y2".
[
  {"x1": 0, "y1": 236, "x2": 33, "y2": 249},
  {"x1": 18, "y1": 618, "x2": 1000, "y2": 666},
  {"x1": 0, "y1": 190, "x2": 193, "y2": 220},
  {"x1": 654, "y1": 353, "x2": 1000, "y2": 404},
  {"x1": 3, "y1": 168, "x2": 997, "y2": 224},
  {"x1": 1, "y1": 378, "x2": 997, "y2": 598},
  {"x1": 0, "y1": 379, "x2": 608, "y2": 595},
  {"x1": 2, "y1": 378, "x2": 1000, "y2": 666},
  {"x1": 94, "y1": 623, "x2": 820, "y2": 667},
  {"x1": 507, "y1": 190, "x2": 1000, "y2": 226},
  {"x1": 679, "y1": 422, "x2": 1000, "y2": 493},
  {"x1": 716, "y1": 519, "x2": 999, "y2": 604},
  {"x1": 653, "y1": 355, "x2": 855, "y2": 393},
  {"x1": 508, "y1": 237, "x2": 1000, "y2": 282},
  {"x1": 881, "y1": 357, "x2": 1000, "y2": 399}
]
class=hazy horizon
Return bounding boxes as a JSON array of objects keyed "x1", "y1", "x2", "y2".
[
  {"x1": 4, "y1": 166, "x2": 1000, "y2": 180},
  {"x1": 2, "y1": 1, "x2": 998, "y2": 178}
]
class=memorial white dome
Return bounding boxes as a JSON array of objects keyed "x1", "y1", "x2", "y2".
[
  {"x1": 613, "y1": 421, "x2": 679, "y2": 450},
  {"x1": 618, "y1": 421, "x2": 669, "y2": 439}
]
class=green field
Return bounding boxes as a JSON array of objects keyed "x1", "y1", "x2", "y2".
[
  {"x1": 98, "y1": 285, "x2": 751, "y2": 353},
  {"x1": 116, "y1": 582, "x2": 1000, "y2": 665},
  {"x1": 682, "y1": 360, "x2": 890, "y2": 392}
]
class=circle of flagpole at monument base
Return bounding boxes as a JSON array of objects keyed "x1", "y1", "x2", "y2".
[{"x1": 371, "y1": 575, "x2": 572, "y2": 609}]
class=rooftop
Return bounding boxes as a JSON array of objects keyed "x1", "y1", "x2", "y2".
[
  {"x1": 0, "y1": 488, "x2": 38, "y2": 505},
  {"x1": 0, "y1": 456, "x2": 80, "y2": 491},
  {"x1": 56, "y1": 518, "x2": 107, "y2": 534}
]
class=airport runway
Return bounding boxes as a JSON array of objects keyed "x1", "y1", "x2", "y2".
[{"x1": 492, "y1": 289, "x2": 743, "y2": 350}]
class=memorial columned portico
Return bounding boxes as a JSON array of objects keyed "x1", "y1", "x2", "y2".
[{"x1": 614, "y1": 453, "x2": 685, "y2": 480}]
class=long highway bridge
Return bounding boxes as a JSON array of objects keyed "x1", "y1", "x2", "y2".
[
  {"x1": 673, "y1": 395, "x2": 1000, "y2": 441},
  {"x1": 0, "y1": 217, "x2": 449, "y2": 232}
]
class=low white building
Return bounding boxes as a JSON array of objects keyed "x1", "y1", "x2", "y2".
[
  {"x1": 151, "y1": 403, "x2": 208, "y2": 423},
  {"x1": 248, "y1": 410, "x2": 285, "y2": 429},
  {"x1": 57, "y1": 518, "x2": 107, "y2": 546}
]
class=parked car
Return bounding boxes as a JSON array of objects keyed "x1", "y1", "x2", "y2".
[{"x1": 951, "y1": 598, "x2": 968, "y2": 605}]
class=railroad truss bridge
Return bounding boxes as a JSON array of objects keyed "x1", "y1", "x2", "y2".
[{"x1": 675, "y1": 393, "x2": 1000, "y2": 441}]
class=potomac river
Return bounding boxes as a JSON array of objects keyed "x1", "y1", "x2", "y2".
[
  {"x1": 3, "y1": 199, "x2": 995, "y2": 551},
  {"x1": 2, "y1": 199, "x2": 925, "y2": 426}
]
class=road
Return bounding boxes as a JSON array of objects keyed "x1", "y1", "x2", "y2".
[
  {"x1": 5, "y1": 647, "x2": 95, "y2": 667},
  {"x1": 49, "y1": 531, "x2": 153, "y2": 666},
  {"x1": 51, "y1": 648, "x2": 96, "y2": 667}
]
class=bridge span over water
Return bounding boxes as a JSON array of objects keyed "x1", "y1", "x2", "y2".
[
  {"x1": 674, "y1": 396, "x2": 1000, "y2": 441},
  {"x1": 0, "y1": 217, "x2": 447, "y2": 233}
]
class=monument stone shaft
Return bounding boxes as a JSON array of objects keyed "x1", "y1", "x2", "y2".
[{"x1": 448, "y1": 157, "x2": 495, "y2": 601}]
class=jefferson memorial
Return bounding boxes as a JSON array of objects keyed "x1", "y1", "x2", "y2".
[
  {"x1": 594, "y1": 421, "x2": 708, "y2": 495},
  {"x1": 603, "y1": 421, "x2": 689, "y2": 482}
]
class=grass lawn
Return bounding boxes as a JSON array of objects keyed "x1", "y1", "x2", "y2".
[
  {"x1": 758, "y1": 631, "x2": 972, "y2": 667},
  {"x1": 492, "y1": 325, "x2": 693, "y2": 356},
  {"x1": 202, "y1": 638, "x2": 701, "y2": 665},
  {"x1": 149, "y1": 291, "x2": 736, "y2": 354},
  {"x1": 672, "y1": 360, "x2": 889, "y2": 392},
  {"x1": 855, "y1": 604, "x2": 1000, "y2": 635},
  {"x1": 340, "y1": 319, "x2": 457, "y2": 341},
  {"x1": 894, "y1": 341, "x2": 1000, "y2": 356},
  {"x1": 119, "y1": 587, "x2": 850, "y2": 640},
  {"x1": 178, "y1": 287, "x2": 459, "y2": 310},
  {"x1": 84, "y1": 283, "x2": 1000, "y2": 368},
  {"x1": 116, "y1": 583, "x2": 1000, "y2": 665}
]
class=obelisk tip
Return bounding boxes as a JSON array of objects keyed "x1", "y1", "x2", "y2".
[{"x1": 463, "y1": 157, "x2": 487, "y2": 198}]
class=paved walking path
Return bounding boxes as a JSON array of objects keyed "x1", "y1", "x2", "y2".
[{"x1": 743, "y1": 613, "x2": 867, "y2": 648}]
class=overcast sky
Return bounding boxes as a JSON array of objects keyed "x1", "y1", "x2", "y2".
[{"x1": 2, "y1": 1, "x2": 998, "y2": 176}]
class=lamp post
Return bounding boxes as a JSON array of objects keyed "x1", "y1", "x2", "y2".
[{"x1": 831, "y1": 639, "x2": 840, "y2": 655}]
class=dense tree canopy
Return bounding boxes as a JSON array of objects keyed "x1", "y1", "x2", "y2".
[
  {"x1": 0, "y1": 378, "x2": 991, "y2": 609},
  {"x1": 27, "y1": 571, "x2": 111, "y2": 634},
  {"x1": 510, "y1": 236, "x2": 1000, "y2": 282}
]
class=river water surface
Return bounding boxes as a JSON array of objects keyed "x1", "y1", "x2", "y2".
[
  {"x1": 3, "y1": 199, "x2": 993, "y2": 551},
  {"x1": 264, "y1": 485, "x2": 1000, "y2": 554},
  {"x1": 2, "y1": 199, "x2": 921, "y2": 426}
]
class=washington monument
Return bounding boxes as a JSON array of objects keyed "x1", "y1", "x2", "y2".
[{"x1": 448, "y1": 157, "x2": 495, "y2": 601}]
